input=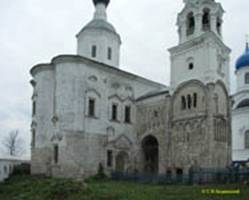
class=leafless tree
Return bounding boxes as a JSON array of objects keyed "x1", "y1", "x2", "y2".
[{"x1": 2, "y1": 130, "x2": 25, "y2": 156}]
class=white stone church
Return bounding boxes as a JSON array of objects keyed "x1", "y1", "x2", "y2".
[{"x1": 30, "y1": 0, "x2": 248, "y2": 178}]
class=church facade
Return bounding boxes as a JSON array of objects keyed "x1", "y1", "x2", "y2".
[
  {"x1": 30, "y1": 0, "x2": 232, "y2": 178},
  {"x1": 232, "y1": 43, "x2": 249, "y2": 162}
]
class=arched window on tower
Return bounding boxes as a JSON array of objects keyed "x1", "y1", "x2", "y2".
[
  {"x1": 181, "y1": 96, "x2": 186, "y2": 110},
  {"x1": 245, "y1": 73, "x2": 249, "y2": 84},
  {"x1": 202, "y1": 8, "x2": 211, "y2": 31},
  {"x1": 91, "y1": 45, "x2": 97, "y2": 58},
  {"x1": 244, "y1": 130, "x2": 249, "y2": 149},
  {"x1": 193, "y1": 93, "x2": 197, "y2": 108},
  {"x1": 187, "y1": 94, "x2": 192, "y2": 109},
  {"x1": 216, "y1": 17, "x2": 222, "y2": 35},
  {"x1": 108, "y1": 47, "x2": 112, "y2": 60},
  {"x1": 186, "y1": 12, "x2": 195, "y2": 36}
]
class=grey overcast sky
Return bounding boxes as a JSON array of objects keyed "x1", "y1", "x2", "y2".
[{"x1": 0, "y1": 0, "x2": 248, "y2": 157}]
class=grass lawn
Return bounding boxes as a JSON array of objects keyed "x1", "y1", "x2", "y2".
[{"x1": 0, "y1": 175, "x2": 249, "y2": 200}]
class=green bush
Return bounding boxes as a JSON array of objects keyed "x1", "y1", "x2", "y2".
[
  {"x1": 46, "y1": 179, "x2": 84, "y2": 200},
  {"x1": 86, "y1": 163, "x2": 107, "y2": 182}
]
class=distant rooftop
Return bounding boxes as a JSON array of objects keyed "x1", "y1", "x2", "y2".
[{"x1": 0, "y1": 154, "x2": 30, "y2": 162}]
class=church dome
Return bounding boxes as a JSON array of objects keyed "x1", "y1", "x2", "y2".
[{"x1": 236, "y1": 43, "x2": 249, "y2": 70}]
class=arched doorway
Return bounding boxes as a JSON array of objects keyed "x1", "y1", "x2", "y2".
[
  {"x1": 142, "y1": 135, "x2": 159, "y2": 174},
  {"x1": 115, "y1": 151, "x2": 129, "y2": 173}
]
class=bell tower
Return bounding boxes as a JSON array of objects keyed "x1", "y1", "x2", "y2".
[{"x1": 169, "y1": 0, "x2": 231, "y2": 91}]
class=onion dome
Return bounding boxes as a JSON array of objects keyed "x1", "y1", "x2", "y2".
[
  {"x1": 236, "y1": 43, "x2": 249, "y2": 70},
  {"x1": 93, "y1": 0, "x2": 110, "y2": 7}
]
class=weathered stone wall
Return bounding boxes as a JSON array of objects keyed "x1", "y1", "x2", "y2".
[
  {"x1": 31, "y1": 147, "x2": 52, "y2": 176},
  {"x1": 136, "y1": 93, "x2": 170, "y2": 174},
  {"x1": 169, "y1": 80, "x2": 231, "y2": 173},
  {"x1": 51, "y1": 133, "x2": 106, "y2": 178},
  {"x1": 30, "y1": 65, "x2": 55, "y2": 176}
]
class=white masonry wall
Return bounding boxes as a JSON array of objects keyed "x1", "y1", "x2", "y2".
[
  {"x1": 52, "y1": 56, "x2": 166, "y2": 139},
  {"x1": 232, "y1": 108, "x2": 249, "y2": 161},
  {"x1": 0, "y1": 159, "x2": 20, "y2": 182}
]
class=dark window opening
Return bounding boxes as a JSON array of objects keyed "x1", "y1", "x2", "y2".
[
  {"x1": 186, "y1": 12, "x2": 195, "y2": 36},
  {"x1": 245, "y1": 131, "x2": 249, "y2": 149},
  {"x1": 88, "y1": 98, "x2": 95, "y2": 117},
  {"x1": 154, "y1": 110, "x2": 159, "y2": 118},
  {"x1": 245, "y1": 73, "x2": 249, "y2": 84},
  {"x1": 181, "y1": 96, "x2": 186, "y2": 110},
  {"x1": 54, "y1": 145, "x2": 59, "y2": 164},
  {"x1": 112, "y1": 104, "x2": 118, "y2": 121},
  {"x1": 176, "y1": 168, "x2": 183, "y2": 182},
  {"x1": 216, "y1": 17, "x2": 222, "y2": 35},
  {"x1": 166, "y1": 170, "x2": 172, "y2": 178},
  {"x1": 107, "y1": 150, "x2": 113, "y2": 167},
  {"x1": 125, "y1": 106, "x2": 131, "y2": 123},
  {"x1": 193, "y1": 93, "x2": 197, "y2": 108},
  {"x1": 32, "y1": 130, "x2": 36, "y2": 148},
  {"x1": 108, "y1": 47, "x2": 112, "y2": 60},
  {"x1": 188, "y1": 63, "x2": 194, "y2": 70},
  {"x1": 91, "y1": 45, "x2": 97, "y2": 58},
  {"x1": 176, "y1": 168, "x2": 183, "y2": 175},
  {"x1": 187, "y1": 94, "x2": 192, "y2": 109},
  {"x1": 32, "y1": 101, "x2": 36, "y2": 116},
  {"x1": 202, "y1": 8, "x2": 211, "y2": 31}
]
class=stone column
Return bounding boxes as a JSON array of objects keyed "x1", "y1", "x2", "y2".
[
  {"x1": 210, "y1": 14, "x2": 217, "y2": 34},
  {"x1": 196, "y1": 13, "x2": 203, "y2": 36}
]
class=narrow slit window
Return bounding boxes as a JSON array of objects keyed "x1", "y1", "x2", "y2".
[
  {"x1": 112, "y1": 104, "x2": 118, "y2": 121},
  {"x1": 32, "y1": 130, "x2": 36, "y2": 148},
  {"x1": 181, "y1": 96, "x2": 186, "y2": 110},
  {"x1": 108, "y1": 47, "x2": 112, "y2": 60},
  {"x1": 125, "y1": 106, "x2": 131, "y2": 123},
  {"x1": 193, "y1": 93, "x2": 197, "y2": 108},
  {"x1": 54, "y1": 144, "x2": 59, "y2": 164},
  {"x1": 187, "y1": 94, "x2": 192, "y2": 109},
  {"x1": 32, "y1": 101, "x2": 36, "y2": 116},
  {"x1": 91, "y1": 45, "x2": 97, "y2": 58},
  {"x1": 88, "y1": 98, "x2": 95, "y2": 117},
  {"x1": 216, "y1": 17, "x2": 222, "y2": 35},
  {"x1": 107, "y1": 150, "x2": 113, "y2": 167},
  {"x1": 245, "y1": 73, "x2": 249, "y2": 84},
  {"x1": 245, "y1": 131, "x2": 249, "y2": 149}
]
